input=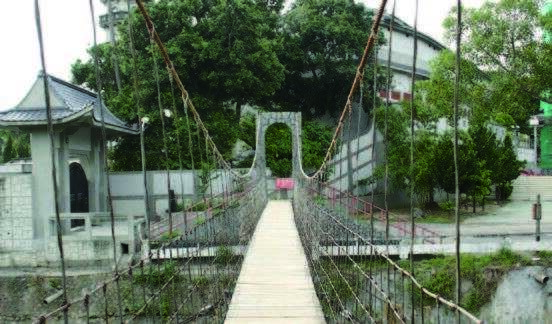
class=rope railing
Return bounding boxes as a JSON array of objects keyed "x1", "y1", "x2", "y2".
[
  {"x1": 33, "y1": 0, "x2": 267, "y2": 321},
  {"x1": 308, "y1": 0, "x2": 388, "y2": 180},
  {"x1": 294, "y1": 189, "x2": 483, "y2": 323},
  {"x1": 29, "y1": 0, "x2": 477, "y2": 321},
  {"x1": 309, "y1": 181, "x2": 443, "y2": 243},
  {"x1": 34, "y1": 175, "x2": 265, "y2": 323}
]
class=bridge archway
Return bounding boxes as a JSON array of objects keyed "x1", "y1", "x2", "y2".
[
  {"x1": 264, "y1": 123, "x2": 293, "y2": 178},
  {"x1": 253, "y1": 112, "x2": 306, "y2": 178}
]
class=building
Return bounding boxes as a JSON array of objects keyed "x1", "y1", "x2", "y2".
[
  {"x1": 0, "y1": 72, "x2": 142, "y2": 267},
  {"x1": 99, "y1": 0, "x2": 134, "y2": 40},
  {"x1": 98, "y1": 0, "x2": 153, "y2": 40},
  {"x1": 329, "y1": 13, "x2": 536, "y2": 200}
]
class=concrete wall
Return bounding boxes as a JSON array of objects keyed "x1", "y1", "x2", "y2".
[
  {"x1": 0, "y1": 174, "x2": 33, "y2": 252},
  {"x1": 110, "y1": 169, "x2": 237, "y2": 219}
]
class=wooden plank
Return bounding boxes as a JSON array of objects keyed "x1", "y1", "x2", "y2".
[{"x1": 225, "y1": 200, "x2": 325, "y2": 323}]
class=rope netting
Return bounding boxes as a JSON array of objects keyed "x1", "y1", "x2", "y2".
[
  {"x1": 30, "y1": 0, "x2": 477, "y2": 322},
  {"x1": 293, "y1": 0, "x2": 479, "y2": 322},
  {"x1": 33, "y1": 0, "x2": 265, "y2": 322}
]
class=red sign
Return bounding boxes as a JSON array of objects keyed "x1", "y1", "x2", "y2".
[{"x1": 275, "y1": 178, "x2": 294, "y2": 190}]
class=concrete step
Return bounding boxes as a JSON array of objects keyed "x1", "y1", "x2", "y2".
[{"x1": 512, "y1": 176, "x2": 552, "y2": 201}]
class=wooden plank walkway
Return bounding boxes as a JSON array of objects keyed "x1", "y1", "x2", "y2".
[{"x1": 225, "y1": 200, "x2": 325, "y2": 323}]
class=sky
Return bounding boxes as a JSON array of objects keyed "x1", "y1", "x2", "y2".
[{"x1": 0, "y1": 0, "x2": 487, "y2": 110}]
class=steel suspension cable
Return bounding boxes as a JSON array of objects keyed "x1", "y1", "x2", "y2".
[
  {"x1": 454, "y1": 0, "x2": 463, "y2": 319},
  {"x1": 150, "y1": 40, "x2": 174, "y2": 235},
  {"x1": 409, "y1": 0, "x2": 419, "y2": 321},
  {"x1": 354, "y1": 81, "x2": 362, "y2": 195},
  {"x1": 168, "y1": 74, "x2": 189, "y2": 232},
  {"x1": 409, "y1": 0, "x2": 419, "y2": 268},
  {"x1": 385, "y1": 0, "x2": 396, "y2": 310},
  {"x1": 107, "y1": 0, "x2": 122, "y2": 92},
  {"x1": 370, "y1": 45, "x2": 378, "y2": 237},
  {"x1": 87, "y1": 0, "x2": 124, "y2": 321},
  {"x1": 308, "y1": 0, "x2": 388, "y2": 179},
  {"x1": 125, "y1": 0, "x2": 152, "y2": 240},
  {"x1": 182, "y1": 97, "x2": 196, "y2": 201},
  {"x1": 33, "y1": 2, "x2": 68, "y2": 323},
  {"x1": 134, "y1": 0, "x2": 244, "y2": 179},
  {"x1": 384, "y1": 0, "x2": 396, "y2": 259}
]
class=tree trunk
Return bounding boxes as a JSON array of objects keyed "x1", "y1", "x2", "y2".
[
  {"x1": 235, "y1": 100, "x2": 243, "y2": 120},
  {"x1": 481, "y1": 197, "x2": 485, "y2": 211},
  {"x1": 472, "y1": 195, "x2": 476, "y2": 214}
]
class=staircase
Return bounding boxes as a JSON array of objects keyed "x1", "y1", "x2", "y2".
[{"x1": 511, "y1": 176, "x2": 552, "y2": 201}]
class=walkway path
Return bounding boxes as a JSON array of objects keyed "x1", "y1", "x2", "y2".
[{"x1": 225, "y1": 200, "x2": 325, "y2": 324}]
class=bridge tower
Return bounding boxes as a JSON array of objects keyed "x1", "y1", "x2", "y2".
[{"x1": 252, "y1": 112, "x2": 305, "y2": 181}]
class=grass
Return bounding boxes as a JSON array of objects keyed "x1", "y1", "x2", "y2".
[
  {"x1": 534, "y1": 250, "x2": 552, "y2": 266},
  {"x1": 398, "y1": 248, "x2": 532, "y2": 314},
  {"x1": 387, "y1": 201, "x2": 502, "y2": 224},
  {"x1": 159, "y1": 230, "x2": 181, "y2": 242}
]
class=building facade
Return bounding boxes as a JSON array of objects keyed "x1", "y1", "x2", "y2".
[{"x1": 0, "y1": 73, "x2": 142, "y2": 267}]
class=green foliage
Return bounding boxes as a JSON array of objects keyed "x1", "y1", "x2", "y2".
[
  {"x1": 214, "y1": 246, "x2": 235, "y2": 265},
  {"x1": 197, "y1": 162, "x2": 218, "y2": 197},
  {"x1": 376, "y1": 97, "x2": 523, "y2": 208},
  {"x1": 72, "y1": 0, "x2": 284, "y2": 170},
  {"x1": 160, "y1": 230, "x2": 181, "y2": 242},
  {"x1": 190, "y1": 201, "x2": 209, "y2": 212},
  {"x1": 439, "y1": 200, "x2": 455, "y2": 213},
  {"x1": 274, "y1": 0, "x2": 386, "y2": 118},
  {"x1": 535, "y1": 250, "x2": 552, "y2": 266},
  {"x1": 313, "y1": 195, "x2": 326, "y2": 206},
  {"x1": 265, "y1": 123, "x2": 292, "y2": 177},
  {"x1": 442, "y1": 0, "x2": 551, "y2": 128},
  {"x1": 494, "y1": 135, "x2": 524, "y2": 201},
  {"x1": 301, "y1": 121, "x2": 334, "y2": 174},
  {"x1": 0, "y1": 130, "x2": 27, "y2": 164},
  {"x1": 47, "y1": 278, "x2": 62, "y2": 290},
  {"x1": 192, "y1": 276, "x2": 210, "y2": 289},
  {"x1": 410, "y1": 249, "x2": 532, "y2": 313},
  {"x1": 194, "y1": 216, "x2": 206, "y2": 226},
  {"x1": 1, "y1": 135, "x2": 16, "y2": 163},
  {"x1": 133, "y1": 261, "x2": 180, "y2": 287}
]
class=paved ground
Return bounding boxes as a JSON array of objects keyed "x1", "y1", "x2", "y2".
[
  {"x1": 370, "y1": 201, "x2": 552, "y2": 255},
  {"x1": 419, "y1": 201, "x2": 552, "y2": 237},
  {"x1": 225, "y1": 200, "x2": 325, "y2": 324}
]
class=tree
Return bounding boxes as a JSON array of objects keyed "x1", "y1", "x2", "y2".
[
  {"x1": 72, "y1": 0, "x2": 284, "y2": 170},
  {"x1": 469, "y1": 125, "x2": 500, "y2": 210},
  {"x1": 443, "y1": 0, "x2": 552, "y2": 128},
  {"x1": 374, "y1": 104, "x2": 440, "y2": 205},
  {"x1": 265, "y1": 123, "x2": 293, "y2": 177},
  {"x1": 494, "y1": 135, "x2": 525, "y2": 201},
  {"x1": 2, "y1": 135, "x2": 16, "y2": 163},
  {"x1": 415, "y1": 50, "x2": 488, "y2": 126},
  {"x1": 15, "y1": 133, "x2": 30, "y2": 159},
  {"x1": 274, "y1": 0, "x2": 386, "y2": 118}
]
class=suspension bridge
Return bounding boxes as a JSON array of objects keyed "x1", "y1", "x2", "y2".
[{"x1": 26, "y1": 0, "x2": 487, "y2": 322}]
